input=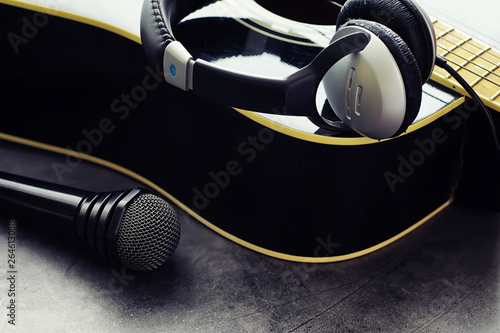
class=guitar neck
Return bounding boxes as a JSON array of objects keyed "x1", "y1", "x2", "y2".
[{"x1": 432, "y1": 18, "x2": 500, "y2": 112}]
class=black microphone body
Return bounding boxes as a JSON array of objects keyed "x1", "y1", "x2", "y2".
[
  {"x1": 0, "y1": 171, "x2": 88, "y2": 233},
  {"x1": 0, "y1": 171, "x2": 181, "y2": 271}
]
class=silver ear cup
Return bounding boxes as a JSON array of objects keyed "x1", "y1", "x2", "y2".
[
  {"x1": 336, "y1": 0, "x2": 436, "y2": 82},
  {"x1": 322, "y1": 26, "x2": 408, "y2": 139}
]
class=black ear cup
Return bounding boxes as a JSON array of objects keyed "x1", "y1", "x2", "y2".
[
  {"x1": 338, "y1": 19, "x2": 423, "y2": 136},
  {"x1": 337, "y1": 0, "x2": 435, "y2": 82}
]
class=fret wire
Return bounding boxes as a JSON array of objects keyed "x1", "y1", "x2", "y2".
[
  {"x1": 439, "y1": 36, "x2": 471, "y2": 58},
  {"x1": 470, "y1": 77, "x2": 482, "y2": 88},
  {"x1": 444, "y1": 57, "x2": 500, "y2": 88},
  {"x1": 436, "y1": 32, "x2": 500, "y2": 83},
  {"x1": 438, "y1": 31, "x2": 500, "y2": 62},
  {"x1": 436, "y1": 43, "x2": 500, "y2": 83},
  {"x1": 447, "y1": 33, "x2": 500, "y2": 58},
  {"x1": 492, "y1": 90, "x2": 500, "y2": 101},
  {"x1": 436, "y1": 26, "x2": 455, "y2": 41},
  {"x1": 433, "y1": 20, "x2": 500, "y2": 101},
  {"x1": 456, "y1": 45, "x2": 487, "y2": 77},
  {"x1": 434, "y1": 26, "x2": 467, "y2": 80},
  {"x1": 478, "y1": 62, "x2": 500, "y2": 83},
  {"x1": 437, "y1": 55, "x2": 500, "y2": 89},
  {"x1": 448, "y1": 32, "x2": 500, "y2": 59},
  {"x1": 434, "y1": 26, "x2": 483, "y2": 67},
  {"x1": 433, "y1": 20, "x2": 500, "y2": 59},
  {"x1": 437, "y1": 35, "x2": 497, "y2": 66},
  {"x1": 470, "y1": 61, "x2": 500, "y2": 89}
]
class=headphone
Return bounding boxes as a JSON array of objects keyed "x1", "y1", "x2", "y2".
[{"x1": 140, "y1": 0, "x2": 437, "y2": 139}]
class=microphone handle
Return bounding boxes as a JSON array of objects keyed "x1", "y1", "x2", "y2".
[
  {"x1": 0, "y1": 171, "x2": 181, "y2": 270},
  {"x1": 0, "y1": 171, "x2": 87, "y2": 234}
]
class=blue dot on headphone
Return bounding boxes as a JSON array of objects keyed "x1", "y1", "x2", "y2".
[{"x1": 170, "y1": 64, "x2": 177, "y2": 77}]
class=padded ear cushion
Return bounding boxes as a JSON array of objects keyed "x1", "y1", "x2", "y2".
[
  {"x1": 337, "y1": 0, "x2": 435, "y2": 82},
  {"x1": 340, "y1": 19, "x2": 423, "y2": 136},
  {"x1": 140, "y1": 0, "x2": 214, "y2": 72}
]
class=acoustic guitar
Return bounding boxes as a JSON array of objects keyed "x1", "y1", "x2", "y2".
[{"x1": 0, "y1": 0, "x2": 498, "y2": 263}]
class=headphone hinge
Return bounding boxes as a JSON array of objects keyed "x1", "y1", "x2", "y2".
[{"x1": 163, "y1": 41, "x2": 195, "y2": 91}]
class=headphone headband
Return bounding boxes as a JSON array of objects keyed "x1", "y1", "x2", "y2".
[
  {"x1": 140, "y1": 0, "x2": 213, "y2": 71},
  {"x1": 141, "y1": 0, "x2": 371, "y2": 124}
]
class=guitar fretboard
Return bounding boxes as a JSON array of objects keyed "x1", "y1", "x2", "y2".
[{"x1": 432, "y1": 19, "x2": 500, "y2": 112}]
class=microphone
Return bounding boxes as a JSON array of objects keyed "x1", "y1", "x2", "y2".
[{"x1": 0, "y1": 171, "x2": 181, "y2": 271}]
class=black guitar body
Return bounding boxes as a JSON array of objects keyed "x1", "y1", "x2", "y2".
[{"x1": 0, "y1": 4, "x2": 472, "y2": 261}]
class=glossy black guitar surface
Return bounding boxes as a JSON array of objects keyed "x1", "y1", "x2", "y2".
[{"x1": 0, "y1": 1, "x2": 475, "y2": 262}]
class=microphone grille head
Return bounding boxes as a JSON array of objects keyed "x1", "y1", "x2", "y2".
[{"x1": 116, "y1": 193, "x2": 180, "y2": 271}]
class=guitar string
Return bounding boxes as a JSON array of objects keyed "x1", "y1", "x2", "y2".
[
  {"x1": 436, "y1": 46, "x2": 500, "y2": 89},
  {"x1": 438, "y1": 33, "x2": 500, "y2": 65},
  {"x1": 434, "y1": 28, "x2": 500, "y2": 93},
  {"x1": 437, "y1": 36, "x2": 500, "y2": 65},
  {"x1": 436, "y1": 56, "x2": 500, "y2": 154},
  {"x1": 433, "y1": 21, "x2": 500, "y2": 64},
  {"x1": 436, "y1": 43, "x2": 500, "y2": 86},
  {"x1": 433, "y1": 21, "x2": 500, "y2": 102},
  {"x1": 437, "y1": 59, "x2": 500, "y2": 102},
  {"x1": 436, "y1": 43, "x2": 500, "y2": 101}
]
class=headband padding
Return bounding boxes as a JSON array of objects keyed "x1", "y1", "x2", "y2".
[
  {"x1": 337, "y1": 0, "x2": 434, "y2": 83},
  {"x1": 140, "y1": 0, "x2": 214, "y2": 71},
  {"x1": 340, "y1": 19, "x2": 422, "y2": 136}
]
